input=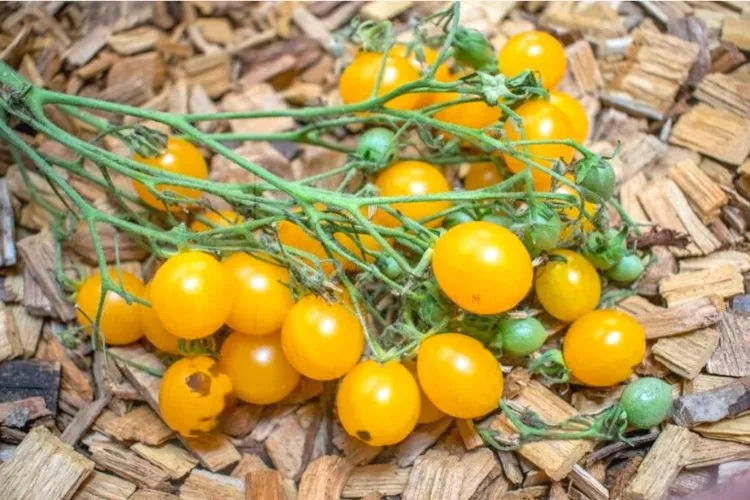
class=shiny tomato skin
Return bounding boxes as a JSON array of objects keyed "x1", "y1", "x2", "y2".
[
  {"x1": 498, "y1": 31, "x2": 567, "y2": 89},
  {"x1": 464, "y1": 162, "x2": 504, "y2": 190},
  {"x1": 549, "y1": 90, "x2": 589, "y2": 145},
  {"x1": 277, "y1": 219, "x2": 336, "y2": 275},
  {"x1": 150, "y1": 251, "x2": 233, "y2": 340},
  {"x1": 222, "y1": 252, "x2": 294, "y2": 336},
  {"x1": 337, "y1": 360, "x2": 421, "y2": 446},
  {"x1": 281, "y1": 296, "x2": 364, "y2": 381},
  {"x1": 219, "y1": 331, "x2": 300, "y2": 404},
  {"x1": 339, "y1": 52, "x2": 421, "y2": 110},
  {"x1": 404, "y1": 360, "x2": 446, "y2": 424},
  {"x1": 503, "y1": 100, "x2": 575, "y2": 191},
  {"x1": 190, "y1": 209, "x2": 243, "y2": 232},
  {"x1": 417, "y1": 333, "x2": 503, "y2": 419},
  {"x1": 563, "y1": 310, "x2": 646, "y2": 387},
  {"x1": 159, "y1": 356, "x2": 234, "y2": 437},
  {"x1": 76, "y1": 269, "x2": 145, "y2": 346},
  {"x1": 140, "y1": 282, "x2": 181, "y2": 354},
  {"x1": 433, "y1": 92, "x2": 503, "y2": 131},
  {"x1": 133, "y1": 137, "x2": 208, "y2": 211},
  {"x1": 535, "y1": 249, "x2": 601, "y2": 322},
  {"x1": 372, "y1": 160, "x2": 451, "y2": 228},
  {"x1": 432, "y1": 221, "x2": 533, "y2": 315}
]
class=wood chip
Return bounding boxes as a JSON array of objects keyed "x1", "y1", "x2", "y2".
[
  {"x1": 108, "y1": 27, "x2": 163, "y2": 55},
  {"x1": 0, "y1": 302, "x2": 22, "y2": 362},
  {"x1": 88, "y1": 441, "x2": 172, "y2": 491},
  {"x1": 456, "y1": 419, "x2": 483, "y2": 451},
  {"x1": 95, "y1": 407, "x2": 173, "y2": 446},
  {"x1": 668, "y1": 160, "x2": 728, "y2": 223},
  {"x1": 489, "y1": 380, "x2": 593, "y2": 481},
  {"x1": 37, "y1": 325, "x2": 94, "y2": 406},
  {"x1": 7, "y1": 304, "x2": 43, "y2": 357},
  {"x1": 680, "y1": 251, "x2": 750, "y2": 274},
  {"x1": 298, "y1": 455, "x2": 354, "y2": 499},
  {"x1": 683, "y1": 373, "x2": 736, "y2": 394},
  {"x1": 195, "y1": 18, "x2": 234, "y2": 46},
  {"x1": 623, "y1": 425, "x2": 694, "y2": 500},
  {"x1": 0, "y1": 178, "x2": 16, "y2": 267},
  {"x1": 74, "y1": 470, "x2": 137, "y2": 500},
  {"x1": 669, "y1": 103, "x2": 750, "y2": 165},
  {"x1": 0, "y1": 359, "x2": 60, "y2": 413},
  {"x1": 131, "y1": 442, "x2": 199, "y2": 480},
  {"x1": 231, "y1": 454, "x2": 268, "y2": 479},
  {"x1": 722, "y1": 16, "x2": 750, "y2": 51},
  {"x1": 65, "y1": 27, "x2": 110, "y2": 66},
  {"x1": 265, "y1": 414, "x2": 307, "y2": 479},
  {"x1": 541, "y1": 2, "x2": 625, "y2": 38},
  {"x1": 652, "y1": 328, "x2": 720, "y2": 379},
  {"x1": 393, "y1": 417, "x2": 454, "y2": 467},
  {"x1": 694, "y1": 72, "x2": 750, "y2": 118},
  {"x1": 61, "y1": 397, "x2": 110, "y2": 446},
  {"x1": 109, "y1": 345, "x2": 240, "y2": 472},
  {"x1": 0, "y1": 396, "x2": 50, "y2": 427},
  {"x1": 342, "y1": 463, "x2": 411, "y2": 498},
  {"x1": 129, "y1": 490, "x2": 179, "y2": 500},
  {"x1": 673, "y1": 376, "x2": 750, "y2": 427},
  {"x1": 0, "y1": 426, "x2": 94, "y2": 499},
  {"x1": 220, "y1": 84, "x2": 296, "y2": 135},
  {"x1": 182, "y1": 52, "x2": 230, "y2": 98},
  {"x1": 332, "y1": 423, "x2": 383, "y2": 466},
  {"x1": 360, "y1": 1, "x2": 414, "y2": 21},
  {"x1": 694, "y1": 414, "x2": 750, "y2": 445},
  {"x1": 707, "y1": 311, "x2": 750, "y2": 376},
  {"x1": 402, "y1": 450, "x2": 464, "y2": 500},
  {"x1": 291, "y1": 7, "x2": 332, "y2": 52},
  {"x1": 245, "y1": 469, "x2": 287, "y2": 500},
  {"x1": 457, "y1": 448, "x2": 499, "y2": 500},
  {"x1": 628, "y1": 296, "x2": 722, "y2": 340},
  {"x1": 180, "y1": 469, "x2": 244, "y2": 500},
  {"x1": 107, "y1": 52, "x2": 166, "y2": 91},
  {"x1": 637, "y1": 181, "x2": 702, "y2": 256},
  {"x1": 659, "y1": 265, "x2": 743, "y2": 307},
  {"x1": 685, "y1": 435, "x2": 750, "y2": 468}
]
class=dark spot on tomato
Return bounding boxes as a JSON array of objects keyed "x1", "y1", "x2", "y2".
[
  {"x1": 207, "y1": 361, "x2": 221, "y2": 378},
  {"x1": 356, "y1": 430, "x2": 371, "y2": 442},
  {"x1": 185, "y1": 371, "x2": 212, "y2": 396}
]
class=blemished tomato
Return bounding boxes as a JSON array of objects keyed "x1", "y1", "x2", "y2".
[
  {"x1": 372, "y1": 160, "x2": 451, "y2": 228},
  {"x1": 391, "y1": 45, "x2": 452, "y2": 107},
  {"x1": 417, "y1": 333, "x2": 503, "y2": 419},
  {"x1": 619, "y1": 377, "x2": 673, "y2": 429},
  {"x1": 464, "y1": 162, "x2": 504, "y2": 190},
  {"x1": 140, "y1": 282, "x2": 180, "y2": 355},
  {"x1": 133, "y1": 137, "x2": 208, "y2": 211},
  {"x1": 556, "y1": 183, "x2": 597, "y2": 241},
  {"x1": 150, "y1": 251, "x2": 233, "y2": 340},
  {"x1": 503, "y1": 100, "x2": 575, "y2": 191},
  {"x1": 76, "y1": 269, "x2": 145, "y2": 346},
  {"x1": 190, "y1": 209, "x2": 244, "y2": 232},
  {"x1": 277, "y1": 219, "x2": 335, "y2": 274},
  {"x1": 404, "y1": 360, "x2": 445, "y2": 424},
  {"x1": 563, "y1": 310, "x2": 646, "y2": 387},
  {"x1": 337, "y1": 360, "x2": 420, "y2": 446},
  {"x1": 159, "y1": 356, "x2": 234, "y2": 437},
  {"x1": 535, "y1": 249, "x2": 601, "y2": 322},
  {"x1": 281, "y1": 296, "x2": 364, "y2": 381},
  {"x1": 339, "y1": 52, "x2": 421, "y2": 110},
  {"x1": 549, "y1": 90, "x2": 589, "y2": 144},
  {"x1": 219, "y1": 331, "x2": 300, "y2": 404},
  {"x1": 498, "y1": 31, "x2": 567, "y2": 90},
  {"x1": 433, "y1": 91, "x2": 503, "y2": 131},
  {"x1": 222, "y1": 252, "x2": 294, "y2": 336},
  {"x1": 432, "y1": 221, "x2": 533, "y2": 315}
]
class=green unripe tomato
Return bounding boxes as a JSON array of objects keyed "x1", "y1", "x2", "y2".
[
  {"x1": 619, "y1": 377, "x2": 672, "y2": 429},
  {"x1": 607, "y1": 253, "x2": 644, "y2": 283},
  {"x1": 376, "y1": 254, "x2": 402, "y2": 279},
  {"x1": 523, "y1": 209, "x2": 562, "y2": 256},
  {"x1": 355, "y1": 127, "x2": 397, "y2": 163},
  {"x1": 443, "y1": 210, "x2": 475, "y2": 229},
  {"x1": 497, "y1": 317, "x2": 547, "y2": 357},
  {"x1": 582, "y1": 229, "x2": 627, "y2": 270},
  {"x1": 481, "y1": 213, "x2": 513, "y2": 229},
  {"x1": 579, "y1": 161, "x2": 615, "y2": 202}
]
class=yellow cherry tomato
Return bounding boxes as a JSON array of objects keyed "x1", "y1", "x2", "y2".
[
  {"x1": 76, "y1": 269, "x2": 145, "y2": 346},
  {"x1": 549, "y1": 90, "x2": 589, "y2": 145},
  {"x1": 222, "y1": 252, "x2": 293, "y2": 336},
  {"x1": 464, "y1": 162, "x2": 504, "y2": 190},
  {"x1": 404, "y1": 360, "x2": 445, "y2": 424},
  {"x1": 339, "y1": 52, "x2": 421, "y2": 110},
  {"x1": 417, "y1": 333, "x2": 503, "y2": 419},
  {"x1": 278, "y1": 220, "x2": 335, "y2": 275},
  {"x1": 190, "y1": 209, "x2": 244, "y2": 232},
  {"x1": 372, "y1": 160, "x2": 451, "y2": 228},
  {"x1": 140, "y1": 282, "x2": 181, "y2": 355},
  {"x1": 563, "y1": 310, "x2": 646, "y2": 387},
  {"x1": 432, "y1": 221, "x2": 532, "y2": 315},
  {"x1": 219, "y1": 331, "x2": 300, "y2": 404},
  {"x1": 333, "y1": 231, "x2": 384, "y2": 272},
  {"x1": 281, "y1": 296, "x2": 364, "y2": 381},
  {"x1": 535, "y1": 249, "x2": 601, "y2": 322},
  {"x1": 433, "y1": 92, "x2": 502, "y2": 131},
  {"x1": 391, "y1": 45, "x2": 452, "y2": 107},
  {"x1": 133, "y1": 137, "x2": 208, "y2": 211},
  {"x1": 337, "y1": 360, "x2": 420, "y2": 446},
  {"x1": 499, "y1": 31, "x2": 567, "y2": 90},
  {"x1": 503, "y1": 100, "x2": 575, "y2": 191},
  {"x1": 150, "y1": 251, "x2": 233, "y2": 340},
  {"x1": 159, "y1": 356, "x2": 234, "y2": 437},
  {"x1": 556, "y1": 183, "x2": 597, "y2": 241}
]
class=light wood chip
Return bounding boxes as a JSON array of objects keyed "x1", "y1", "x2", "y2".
[
  {"x1": 680, "y1": 251, "x2": 750, "y2": 274},
  {"x1": 265, "y1": 414, "x2": 307, "y2": 479},
  {"x1": 95, "y1": 406, "x2": 173, "y2": 446},
  {"x1": 623, "y1": 425, "x2": 694, "y2": 500},
  {"x1": 131, "y1": 442, "x2": 198, "y2": 480},
  {"x1": 683, "y1": 374, "x2": 736, "y2": 395},
  {"x1": 182, "y1": 52, "x2": 230, "y2": 98},
  {"x1": 360, "y1": 1, "x2": 414, "y2": 21},
  {"x1": 668, "y1": 160, "x2": 728, "y2": 223},
  {"x1": 722, "y1": 16, "x2": 750, "y2": 51},
  {"x1": 7, "y1": 304, "x2": 43, "y2": 357},
  {"x1": 245, "y1": 470, "x2": 286, "y2": 500},
  {"x1": 298, "y1": 455, "x2": 354, "y2": 499},
  {"x1": 457, "y1": 448, "x2": 499, "y2": 500},
  {"x1": 0, "y1": 426, "x2": 94, "y2": 500},
  {"x1": 695, "y1": 414, "x2": 750, "y2": 444},
  {"x1": 231, "y1": 454, "x2": 268, "y2": 479},
  {"x1": 402, "y1": 450, "x2": 464, "y2": 500},
  {"x1": 0, "y1": 302, "x2": 23, "y2": 362},
  {"x1": 108, "y1": 27, "x2": 163, "y2": 55},
  {"x1": 88, "y1": 441, "x2": 171, "y2": 491},
  {"x1": 694, "y1": 72, "x2": 750, "y2": 118},
  {"x1": 707, "y1": 311, "x2": 750, "y2": 377},
  {"x1": 659, "y1": 265, "x2": 743, "y2": 307},
  {"x1": 129, "y1": 490, "x2": 179, "y2": 500},
  {"x1": 180, "y1": 469, "x2": 244, "y2": 500},
  {"x1": 332, "y1": 423, "x2": 383, "y2": 466},
  {"x1": 220, "y1": 84, "x2": 295, "y2": 135},
  {"x1": 669, "y1": 103, "x2": 750, "y2": 165},
  {"x1": 73, "y1": 471, "x2": 137, "y2": 500},
  {"x1": 342, "y1": 464, "x2": 411, "y2": 498},
  {"x1": 653, "y1": 328, "x2": 720, "y2": 379},
  {"x1": 637, "y1": 180, "x2": 701, "y2": 256},
  {"x1": 456, "y1": 419, "x2": 483, "y2": 451},
  {"x1": 393, "y1": 417, "x2": 454, "y2": 467},
  {"x1": 685, "y1": 435, "x2": 750, "y2": 468},
  {"x1": 632, "y1": 296, "x2": 723, "y2": 339}
]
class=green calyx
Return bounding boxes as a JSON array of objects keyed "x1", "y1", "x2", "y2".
[
  {"x1": 582, "y1": 228, "x2": 628, "y2": 270},
  {"x1": 522, "y1": 205, "x2": 562, "y2": 256},
  {"x1": 452, "y1": 27, "x2": 497, "y2": 73}
]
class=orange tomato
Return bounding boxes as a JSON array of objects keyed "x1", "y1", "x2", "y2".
[
  {"x1": 339, "y1": 52, "x2": 421, "y2": 110},
  {"x1": 549, "y1": 90, "x2": 589, "y2": 144},
  {"x1": 391, "y1": 45, "x2": 452, "y2": 107},
  {"x1": 404, "y1": 360, "x2": 445, "y2": 424},
  {"x1": 464, "y1": 162, "x2": 504, "y2": 190},
  {"x1": 498, "y1": 31, "x2": 567, "y2": 90},
  {"x1": 433, "y1": 92, "x2": 502, "y2": 131},
  {"x1": 140, "y1": 282, "x2": 181, "y2": 354},
  {"x1": 278, "y1": 220, "x2": 334, "y2": 274}
]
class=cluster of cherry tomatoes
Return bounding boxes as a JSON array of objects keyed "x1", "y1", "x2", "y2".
[{"x1": 73, "y1": 30, "x2": 651, "y2": 446}]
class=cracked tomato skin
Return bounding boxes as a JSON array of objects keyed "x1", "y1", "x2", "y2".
[
  {"x1": 336, "y1": 360, "x2": 420, "y2": 446},
  {"x1": 219, "y1": 331, "x2": 300, "y2": 405},
  {"x1": 534, "y1": 249, "x2": 601, "y2": 322},
  {"x1": 339, "y1": 52, "x2": 421, "y2": 111},
  {"x1": 417, "y1": 333, "x2": 503, "y2": 419},
  {"x1": 140, "y1": 282, "x2": 181, "y2": 355},
  {"x1": 432, "y1": 221, "x2": 533, "y2": 315},
  {"x1": 281, "y1": 296, "x2": 364, "y2": 381},
  {"x1": 223, "y1": 252, "x2": 294, "y2": 336},
  {"x1": 158, "y1": 356, "x2": 234, "y2": 437},
  {"x1": 563, "y1": 310, "x2": 646, "y2": 387},
  {"x1": 133, "y1": 137, "x2": 208, "y2": 211},
  {"x1": 498, "y1": 31, "x2": 566, "y2": 90},
  {"x1": 76, "y1": 269, "x2": 145, "y2": 346}
]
